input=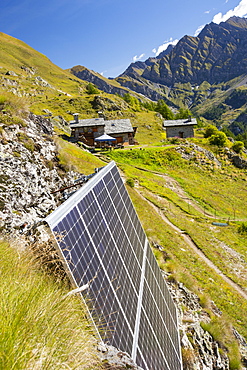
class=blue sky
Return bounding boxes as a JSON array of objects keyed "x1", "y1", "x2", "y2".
[{"x1": 1, "y1": 0, "x2": 247, "y2": 77}]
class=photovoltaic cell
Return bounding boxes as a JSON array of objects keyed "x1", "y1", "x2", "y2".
[{"x1": 45, "y1": 161, "x2": 182, "y2": 370}]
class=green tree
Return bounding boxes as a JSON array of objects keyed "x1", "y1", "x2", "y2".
[
  {"x1": 175, "y1": 107, "x2": 192, "y2": 119},
  {"x1": 86, "y1": 83, "x2": 99, "y2": 95},
  {"x1": 123, "y1": 93, "x2": 141, "y2": 111},
  {"x1": 155, "y1": 100, "x2": 174, "y2": 119}
]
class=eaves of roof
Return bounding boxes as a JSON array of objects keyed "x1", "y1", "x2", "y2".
[
  {"x1": 163, "y1": 118, "x2": 197, "y2": 127},
  {"x1": 70, "y1": 118, "x2": 105, "y2": 127}
]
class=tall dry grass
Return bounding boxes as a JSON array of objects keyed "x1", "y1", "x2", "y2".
[{"x1": 0, "y1": 240, "x2": 101, "y2": 369}]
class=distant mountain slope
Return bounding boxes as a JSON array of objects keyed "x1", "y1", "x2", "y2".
[
  {"x1": 0, "y1": 33, "x2": 134, "y2": 121},
  {"x1": 119, "y1": 16, "x2": 247, "y2": 86},
  {"x1": 69, "y1": 16, "x2": 247, "y2": 116},
  {"x1": 68, "y1": 65, "x2": 130, "y2": 96}
]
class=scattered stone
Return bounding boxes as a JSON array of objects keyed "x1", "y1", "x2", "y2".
[
  {"x1": 35, "y1": 76, "x2": 53, "y2": 88},
  {"x1": 5, "y1": 70, "x2": 18, "y2": 76},
  {"x1": 42, "y1": 109, "x2": 53, "y2": 116},
  {"x1": 175, "y1": 141, "x2": 222, "y2": 167}
]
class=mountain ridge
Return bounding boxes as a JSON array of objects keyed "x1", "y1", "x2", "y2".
[{"x1": 119, "y1": 16, "x2": 247, "y2": 87}]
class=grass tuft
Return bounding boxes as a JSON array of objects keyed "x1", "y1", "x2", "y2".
[{"x1": 0, "y1": 240, "x2": 101, "y2": 370}]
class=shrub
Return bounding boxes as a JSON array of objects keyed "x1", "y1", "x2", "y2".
[
  {"x1": 232, "y1": 141, "x2": 244, "y2": 153},
  {"x1": 85, "y1": 83, "x2": 99, "y2": 95},
  {"x1": 238, "y1": 222, "x2": 247, "y2": 234},
  {"x1": 208, "y1": 131, "x2": 227, "y2": 147},
  {"x1": 126, "y1": 178, "x2": 135, "y2": 187},
  {"x1": 203, "y1": 124, "x2": 219, "y2": 138}
]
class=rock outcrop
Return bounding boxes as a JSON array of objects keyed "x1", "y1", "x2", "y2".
[
  {"x1": 69, "y1": 66, "x2": 130, "y2": 97},
  {"x1": 0, "y1": 113, "x2": 77, "y2": 233}
]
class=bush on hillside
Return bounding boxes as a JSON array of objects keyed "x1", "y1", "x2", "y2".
[
  {"x1": 238, "y1": 222, "x2": 247, "y2": 234},
  {"x1": 231, "y1": 141, "x2": 244, "y2": 153},
  {"x1": 85, "y1": 82, "x2": 99, "y2": 95},
  {"x1": 203, "y1": 124, "x2": 219, "y2": 138},
  {"x1": 208, "y1": 131, "x2": 228, "y2": 147},
  {"x1": 126, "y1": 178, "x2": 135, "y2": 187}
]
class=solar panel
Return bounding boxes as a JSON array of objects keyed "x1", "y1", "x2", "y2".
[{"x1": 45, "y1": 161, "x2": 182, "y2": 370}]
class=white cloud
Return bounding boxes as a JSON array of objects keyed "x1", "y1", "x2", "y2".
[
  {"x1": 204, "y1": 10, "x2": 210, "y2": 14},
  {"x1": 152, "y1": 38, "x2": 179, "y2": 56},
  {"x1": 194, "y1": 24, "x2": 205, "y2": 36},
  {"x1": 212, "y1": 0, "x2": 247, "y2": 24},
  {"x1": 132, "y1": 53, "x2": 145, "y2": 62}
]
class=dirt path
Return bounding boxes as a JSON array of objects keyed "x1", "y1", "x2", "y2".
[
  {"x1": 132, "y1": 165, "x2": 247, "y2": 222},
  {"x1": 133, "y1": 165, "x2": 217, "y2": 217},
  {"x1": 136, "y1": 188, "x2": 247, "y2": 301}
]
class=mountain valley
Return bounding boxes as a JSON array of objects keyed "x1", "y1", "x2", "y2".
[{"x1": 1, "y1": 19, "x2": 247, "y2": 369}]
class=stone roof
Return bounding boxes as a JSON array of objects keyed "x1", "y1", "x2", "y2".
[
  {"x1": 163, "y1": 118, "x2": 197, "y2": 127},
  {"x1": 69, "y1": 117, "x2": 134, "y2": 135},
  {"x1": 105, "y1": 119, "x2": 134, "y2": 134},
  {"x1": 70, "y1": 118, "x2": 105, "y2": 127}
]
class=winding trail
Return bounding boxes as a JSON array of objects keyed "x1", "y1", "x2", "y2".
[
  {"x1": 130, "y1": 164, "x2": 246, "y2": 221},
  {"x1": 130, "y1": 165, "x2": 216, "y2": 217},
  {"x1": 136, "y1": 188, "x2": 247, "y2": 301}
]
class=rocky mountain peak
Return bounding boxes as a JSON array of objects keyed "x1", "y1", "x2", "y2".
[
  {"x1": 224, "y1": 15, "x2": 247, "y2": 29},
  {"x1": 121, "y1": 17, "x2": 247, "y2": 85}
]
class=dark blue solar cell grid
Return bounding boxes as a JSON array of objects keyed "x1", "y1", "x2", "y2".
[{"x1": 48, "y1": 162, "x2": 181, "y2": 370}]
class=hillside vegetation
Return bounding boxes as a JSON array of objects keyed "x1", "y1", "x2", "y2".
[
  {"x1": 0, "y1": 32, "x2": 139, "y2": 124},
  {"x1": 105, "y1": 142, "x2": 247, "y2": 365},
  {"x1": 0, "y1": 240, "x2": 101, "y2": 370}
]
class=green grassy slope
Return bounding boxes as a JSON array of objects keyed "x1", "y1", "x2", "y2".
[
  {"x1": 0, "y1": 32, "x2": 135, "y2": 123},
  {"x1": 106, "y1": 146, "x2": 247, "y2": 346}
]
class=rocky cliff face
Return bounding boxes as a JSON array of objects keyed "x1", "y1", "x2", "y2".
[{"x1": 0, "y1": 113, "x2": 77, "y2": 234}]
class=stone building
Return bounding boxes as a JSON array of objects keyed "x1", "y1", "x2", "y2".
[
  {"x1": 163, "y1": 117, "x2": 197, "y2": 138},
  {"x1": 70, "y1": 114, "x2": 136, "y2": 146}
]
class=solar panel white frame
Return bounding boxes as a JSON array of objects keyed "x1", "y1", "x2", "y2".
[{"x1": 46, "y1": 161, "x2": 182, "y2": 370}]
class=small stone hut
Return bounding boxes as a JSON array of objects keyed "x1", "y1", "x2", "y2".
[{"x1": 163, "y1": 117, "x2": 197, "y2": 138}]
